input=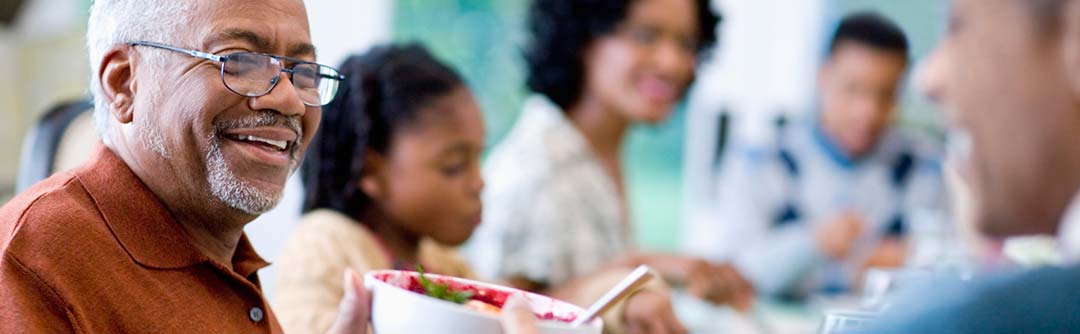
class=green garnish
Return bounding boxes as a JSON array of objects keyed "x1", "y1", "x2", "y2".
[{"x1": 416, "y1": 265, "x2": 474, "y2": 304}]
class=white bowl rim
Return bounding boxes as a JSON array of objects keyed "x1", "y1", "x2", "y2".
[{"x1": 363, "y1": 269, "x2": 603, "y2": 330}]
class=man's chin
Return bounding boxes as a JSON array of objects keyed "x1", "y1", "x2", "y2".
[
  {"x1": 218, "y1": 189, "x2": 282, "y2": 216},
  {"x1": 207, "y1": 163, "x2": 284, "y2": 216},
  {"x1": 974, "y1": 202, "x2": 1057, "y2": 238},
  {"x1": 841, "y1": 136, "x2": 877, "y2": 158},
  {"x1": 227, "y1": 178, "x2": 284, "y2": 215},
  {"x1": 974, "y1": 215, "x2": 1016, "y2": 239},
  {"x1": 240, "y1": 173, "x2": 289, "y2": 196}
]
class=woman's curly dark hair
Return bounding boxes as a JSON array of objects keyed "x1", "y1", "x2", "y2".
[
  {"x1": 524, "y1": 0, "x2": 722, "y2": 110},
  {"x1": 302, "y1": 43, "x2": 464, "y2": 216}
]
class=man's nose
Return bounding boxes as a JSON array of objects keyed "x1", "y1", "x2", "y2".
[{"x1": 248, "y1": 72, "x2": 308, "y2": 118}]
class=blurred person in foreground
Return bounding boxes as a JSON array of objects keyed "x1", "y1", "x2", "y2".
[
  {"x1": 684, "y1": 12, "x2": 945, "y2": 299},
  {"x1": 863, "y1": 0, "x2": 1080, "y2": 332},
  {"x1": 464, "y1": 0, "x2": 755, "y2": 313},
  {"x1": 0, "y1": 0, "x2": 380, "y2": 332},
  {"x1": 274, "y1": 43, "x2": 683, "y2": 334}
]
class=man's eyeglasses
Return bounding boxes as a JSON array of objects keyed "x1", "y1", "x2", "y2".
[{"x1": 129, "y1": 41, "x2": 345, "y2": 107}]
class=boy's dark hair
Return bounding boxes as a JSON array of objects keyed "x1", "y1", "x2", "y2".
[
  {"x1": 828, "y1": 12, "x2": 909, "y2": 59},
  {"x1": 302, "y1": 43, "x2": 464, "y2": 216},
  {"x1": 524, "y1": 0, "x2": 721, "y2": 110}
]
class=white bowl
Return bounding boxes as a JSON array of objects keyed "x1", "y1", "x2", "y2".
[{"x1": 364, "y1": 270, "x2": 603, "y2": 334}]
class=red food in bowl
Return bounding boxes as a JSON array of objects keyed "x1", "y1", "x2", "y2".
[{"x1": 370, "y1": 271, "x2": 577, "y2": 322}]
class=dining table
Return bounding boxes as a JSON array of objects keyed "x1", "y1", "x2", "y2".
[{"x1": 671, "y1": 290, "x2": 865, "y2": 334}]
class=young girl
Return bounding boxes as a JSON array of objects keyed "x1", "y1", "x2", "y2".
[{"x1": 273, "y1": 44, "x2": 683, "y2": 334}]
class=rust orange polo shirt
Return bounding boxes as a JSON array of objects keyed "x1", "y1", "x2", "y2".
[{"x1": 0, "y1": 145, "x2": 283, "y2": 333}]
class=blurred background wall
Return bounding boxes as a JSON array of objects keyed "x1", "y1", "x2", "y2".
[{"x1": 0, "y1": 0, "x2": 89, "y2": 203}]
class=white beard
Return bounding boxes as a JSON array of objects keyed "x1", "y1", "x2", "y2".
[
  {"x1": 205, "y1": 137, "x2": 282, "y2": 215},
  {"x1": 140, "y1": 119, "x2": 169, "y2": 158}
]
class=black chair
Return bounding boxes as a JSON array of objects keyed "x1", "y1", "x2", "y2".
[
  {"x1": 0, "y1": 0, "x2": 27, "y2": 27},
  {"x1": 16, "y1": 98, "x2": 94, "y2": 193}
]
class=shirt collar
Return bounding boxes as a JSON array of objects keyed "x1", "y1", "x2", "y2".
[
  {"x1": 76, "y1": 144, "x2": 269, "y2": 275},
  {"x1": 811, "y1": 122, "x2": 857, "y2": 169},
  {"x1": 520, "y1": 95, "x2": 594, "y2": 164}
]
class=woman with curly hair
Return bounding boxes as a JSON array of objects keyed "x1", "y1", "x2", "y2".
[{"x1": 466, "y1": 0, "x2": 755, "y2": 315}]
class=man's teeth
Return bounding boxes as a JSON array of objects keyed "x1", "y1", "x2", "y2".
[{"x1": 236, "y1": 135, "x2": 288, "y2": 151}]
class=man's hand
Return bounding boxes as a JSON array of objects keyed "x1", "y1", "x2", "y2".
[
  {"x1": 327, "y1": 270, "x2": 371, "y2": 334},
  {"x1": 622, "y1": 290, "x2": 688, "y2": 334},
  {"x1": 815, "y1": 213, "x2": 866, "y2": 260},
  {"x1": 684, "y1": 261, "x2": 755, "y2": 311}
]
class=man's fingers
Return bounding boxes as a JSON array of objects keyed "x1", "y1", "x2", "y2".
[
  {"x1": 327, "y1": 269, "x2": 371, "y2": 334},
  {"x1": 501, "y1": 295, "x2": 539, "y2": 334}
]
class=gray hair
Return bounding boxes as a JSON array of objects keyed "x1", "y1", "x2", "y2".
[{"x1": 86, "y1": 0, "x2": 195, "y2": 146}]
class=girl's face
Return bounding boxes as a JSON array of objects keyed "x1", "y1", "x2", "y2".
[
  {"x1": 582, "y1": 0, "x2": 702, "y2": 124},
  {"x1": 364, "y1": 88, "x2": 486, "y2": 246}
]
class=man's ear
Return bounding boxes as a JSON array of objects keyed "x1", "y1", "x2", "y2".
[
  {"x1": 1062, "y1": 0, "x2": 1080, "y2": 100},
  {"x1": 358, "y1": 151, "x2": 388, "y2": 200},
  {"x1": 98, "y1": 45, "x2": 139, "y2": 125}
]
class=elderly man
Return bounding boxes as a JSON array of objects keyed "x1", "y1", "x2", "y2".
[
  {"x1": 865, "y1": 0, "x2": 1080, "y2": 332},
  {"x1": 0, "y1": 0, "x2": 370, "y2": 332}
]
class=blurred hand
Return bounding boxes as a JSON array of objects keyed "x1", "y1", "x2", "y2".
[
  {"x1": 815, "y1": 213, "x2": 866, "y2": 260},
  {"x1": 684, "y1": 261, "x2": 755, "y2": 311},
  {"x1": 623, "y1": 290, "x2": 688, "y2": 334},
  {"x1": 501, "y1": 296, "x2": 540, "y2": 334},
  {"x1": 327, "y1": 270, "x2": 371, "y2": 334},
  {"x1": 861, "y1": 238, "x2": 907, "y2": 270},
  {"x1": 617, "y1": 254, "x2": 755, "y2": 311}
]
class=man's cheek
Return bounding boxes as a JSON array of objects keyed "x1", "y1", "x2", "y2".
[{"x1": 303, "y1": 114, "x2": 321, "y2": 142}]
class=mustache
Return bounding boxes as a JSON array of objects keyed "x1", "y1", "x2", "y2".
[
  {"x1": 212, "y1": 111, "x2": 305, "y2": 166},
  {"x1": 213, "y1": 110, "x2": 303, "y2": 141}
]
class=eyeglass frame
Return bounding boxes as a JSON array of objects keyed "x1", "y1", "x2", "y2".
[{"x1": 128, "y1": 41, "x2": 346, "y2": 107}]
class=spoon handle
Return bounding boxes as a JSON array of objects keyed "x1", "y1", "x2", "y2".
[{"x1": 571, "y1": 265, "x2": 655, "y2": 327}]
